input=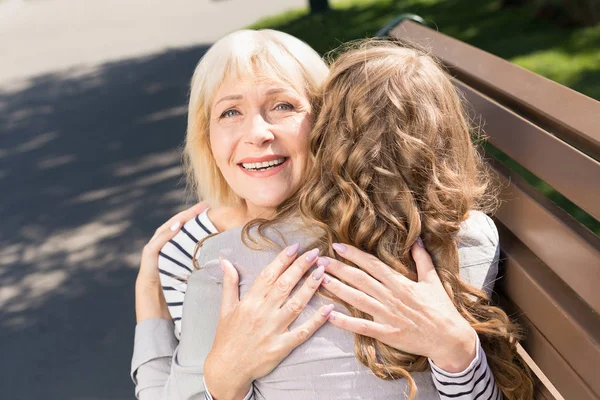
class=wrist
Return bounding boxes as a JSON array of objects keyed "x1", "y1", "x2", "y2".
[
  {"x1": 430, "y1": 325, "x2": 478, "y2": 373},
  {"x1": 135, "y1": 282, "x2": 171, "y2": 323},
  {"x1": 204, "y1": 354, "x2": 253, "y2": 400}
]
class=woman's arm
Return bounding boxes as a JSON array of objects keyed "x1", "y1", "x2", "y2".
[
  {"x1": 131, "y1": 203, "x2": 207, "y2": 399},
  {"x1": 321, "y1": 241, "x2": 502, "y2": 400},
  {"x1": 132, "y1": 240, "x2": 332, "y2": 399}
]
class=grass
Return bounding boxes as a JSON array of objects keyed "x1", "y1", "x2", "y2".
[{"x1": 249, "y1": 0, "x2": 600, "y2": 235}]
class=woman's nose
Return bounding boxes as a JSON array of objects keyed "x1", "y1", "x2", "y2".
[{"x1": 244, "y1": 113, "x2": 275, "y2": 146}]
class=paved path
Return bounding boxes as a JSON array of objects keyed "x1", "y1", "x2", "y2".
[{"x1": 0, "y1": 0, "x2": 305, "y2": 398}]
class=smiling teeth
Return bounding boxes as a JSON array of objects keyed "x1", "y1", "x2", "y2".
[{"x1": 242, "y1": 158, "x2": 285, "y2": 171}]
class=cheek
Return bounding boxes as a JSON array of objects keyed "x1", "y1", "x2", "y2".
[
  {"x1": 209, "y1": 129, "x2": 233, "y2": 167},
  {"x1": 289, "y1": 117, "x2": 312, "y2": 162}
]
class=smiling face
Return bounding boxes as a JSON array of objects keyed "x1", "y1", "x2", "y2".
[{"x1": 209, "y1": 77, "x2": 312, "y2": 217}]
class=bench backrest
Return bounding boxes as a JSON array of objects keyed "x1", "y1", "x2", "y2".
[{"x1": 388, "y1": 20, "x2": 600, "y2": 400}]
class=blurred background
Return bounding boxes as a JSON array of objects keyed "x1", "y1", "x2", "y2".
[{"x1": 0, "y1": 0, "x2": 598, "y2": 398}]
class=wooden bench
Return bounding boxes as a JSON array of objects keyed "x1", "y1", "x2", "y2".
[{"x1": 380, "y1": 18, "x2": 600, "y2": 400}]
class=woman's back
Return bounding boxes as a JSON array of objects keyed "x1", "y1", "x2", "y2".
[{"x1": 177, "y1": 211, "x2": 498, "y2": 399}]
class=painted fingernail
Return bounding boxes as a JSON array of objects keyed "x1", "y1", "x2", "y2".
[
  {"x1": 328, "y1": 311, "x2": 336, "y2": 321},
  {"x1": 170, "y1": 221, "x2": 181, "y2": 231},
  {"x1": 416, "y1": 237, "x2": 424, "y2": 247},
  {"x1": 321, "y1": 304, "x2": 335, "y2": 317},
  {"x1": 322, "y1": 274, "x2": 331, "y2": 284},
  {"x1": 332, "y1": 243, "x2": 347, "y2": 253},
  {"x1": 305, "y1": 248, "x2": 320, "y2": 262},
  {"x1": 312, "y1": 265, "x2": 325, "y2": 280},
  {"x1": 286, "y1": 243, "x2": 300, "y2": 256},
  {"x1": 316, "y1": 257, "x2": 330, "y2": 267}
]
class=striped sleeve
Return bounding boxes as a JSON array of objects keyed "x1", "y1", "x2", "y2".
[
  {"x1": 429, "y1": 335, "x2": 502, "y2": 400},
  {"x1": 202, "y1": 377, "x2": 255, "y2": 400},
  {"x1": 159, "y1": 210, "x2": 217, "y2": 337}
]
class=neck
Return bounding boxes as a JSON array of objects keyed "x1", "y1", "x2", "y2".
[{"x1": 244, "y1": 201, "x2": 276, "y2": 221}]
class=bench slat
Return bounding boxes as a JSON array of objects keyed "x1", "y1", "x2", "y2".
[
  {"x1": 455, "y1": 81, "x2": 600, "y2": 222},
  {"x1": 495, "y1": 221, "x2": 600, "y2": 397},
  {"x1": 499, "y1": 295, "x2": 599, "y2": 400},
  {"x1": 489, "y1": 159, "x2": 600, "y2": 314},
  {"x1": 389, "y1": 21, "x2": 600, "y2": 160}
]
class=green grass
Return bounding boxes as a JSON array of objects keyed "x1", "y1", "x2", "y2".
[{"x1": 249, "y1": 0, "x2": 600, "y2": 235}]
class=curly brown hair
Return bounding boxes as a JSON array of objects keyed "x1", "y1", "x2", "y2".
[{"x1": 242, "y1": 39, "x2": 534, "y2": 399}]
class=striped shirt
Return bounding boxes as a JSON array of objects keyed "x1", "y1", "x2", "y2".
[
  {"x1": 158, "y1": 209, "x2": 218, "y2": 338},
  {"x1": 153, "y1": 210, "x2": 502, "y2": 400}
]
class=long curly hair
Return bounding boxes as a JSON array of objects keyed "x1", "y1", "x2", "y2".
[{"x1": 243, "y1": 39, "x2": 533, "y2": 399}]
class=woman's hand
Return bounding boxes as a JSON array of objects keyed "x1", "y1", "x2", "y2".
[
  {"x1": 135, "y1": 202, "x2": 208, "y2": 323},
  {"x1": 204, "y1": 246, "x2": 334, "y2": 400},
  {"x1": 320, "y1": 241, "x2": 478, "y2": 373}
]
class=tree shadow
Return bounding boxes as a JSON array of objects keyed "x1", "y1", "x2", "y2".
[{"x1": 0, "y1": 43, "x2": 210, "y2": 399}]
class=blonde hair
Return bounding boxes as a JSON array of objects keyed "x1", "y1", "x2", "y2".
[
  {"x1": 245, "y1": 40, "x2": 533, "y2": 399},
  {"x1": 184, "y1": 29, "x2": 329, "y2": 206}
]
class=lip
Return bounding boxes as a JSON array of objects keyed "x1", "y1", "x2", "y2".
[
  {"x1": 238, "y1": 157, "x2": 289, "y2": 178},
  {"x1": 237, "y1": 154, "x2": 287, "y2": 164}
]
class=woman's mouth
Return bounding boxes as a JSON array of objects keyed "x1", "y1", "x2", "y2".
[
  {"x1": 240, "y1": 157, "x2": 286, "y2": 171},
  {"x1": 238, "y1": 157, "x2": 289, "y2": 178}
]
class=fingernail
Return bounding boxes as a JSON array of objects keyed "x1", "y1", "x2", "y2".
[
  {"x1": 416, "y1": 237, "x2": 424, "y2": 247},
  {"x1": 322, "y1": 274, "x2": 331, "y2": 284},
  {"x1": 286, "y1": 243, "x2": 300, "y2": 256},
  {"x1": 170, "y1": 221, "x2": 181, "y2": 231},
  {"x1": 305, "y1": 248, "x2": 320, "y2": 262},
  {"x1": 316, "y1": 257, "x2": 330, "y2": 267},
  {"x1": 328, "y1": 311, "x2": 336, "y2": 321},
  {"x1": 321, "y1": 304, "x2": 335, "y2": 317},
  {"x1": 218, "y1": 256, "x2": 225, "y2": 271},
  {"x1": 332, "y1": 243, "x2": 347, "y2": 253},
  {"x1": 312, "y1": 265, "x2": 325, "y2": 280}
]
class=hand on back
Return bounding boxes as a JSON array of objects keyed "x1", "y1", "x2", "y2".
[{"x1": 203, "y1": 245, "x2": 334, "y2": 399}]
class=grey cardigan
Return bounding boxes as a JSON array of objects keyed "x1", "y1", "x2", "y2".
[{"x1": 131, "y1": 211, "x2": 500, "y2": 399}]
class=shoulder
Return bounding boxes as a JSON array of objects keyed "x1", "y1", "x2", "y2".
[
  {"x1": 456, "y1": 211, "x2": 500, "y2": 295},
  {"x1": 159, "y1": 209, "x2": 216, "y2": 274},
  {"x1": 457, "y1": 211, "x2": 499, "y2": 251}
]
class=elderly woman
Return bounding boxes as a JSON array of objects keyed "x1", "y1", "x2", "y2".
[{"x1": 132, "y1": 30, "x2": 525, "y2": 399}]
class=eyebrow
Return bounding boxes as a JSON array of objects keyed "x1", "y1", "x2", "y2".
[{"x1": 214, "y1": 88, "x2": 295, "y2": 107}]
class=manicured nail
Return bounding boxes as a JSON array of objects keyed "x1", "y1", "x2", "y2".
[
  {"x1": 316, "y1": 257, "x2": 330, "y2": 267},
  {"x1": 286, "y1": 243, "x2": 300, "y2": 256},
  {"x1": 321, "y1": 304, "x2": 335, "y2": 317},
  {"x1": 416, "y1": 237, "x2": 424, "y2": 247},
  {"x1": 328, "y1": 311, "x2": 336, "y2": 320},
  {"x1": 312, "y1": 265, "x2": 325, "y2": 280},
  {"x1": 332, "y1": 243, "x2": 347, "y2": 253},
  {"x1": 305, "y1": 248, "x2": 320, "y2": 262},
  {"x1": 218, "y1": 256, "x2": 225, "y2": 271},
  {"x1": 170, "y1": 221, "x2": 181, "y2": 231},
  {"x1": 322, "y1": 274, "x2": 331, "y2": 284}
]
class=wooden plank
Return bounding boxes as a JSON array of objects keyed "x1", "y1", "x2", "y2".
[
  {"x1": 389, "y1": 20, "x2": 600, "y2": 159},
  {"x1": 495, "y1": 223, "x2": 600, "y2": 397},
  {"x1": 499, "y1": 297, "x2": 599, "y2": 400},
  {"x1": 488, "y1": 160, "x2": 600, "y2": 314},
  {"x1": 454, "y1": 80, "x2": 600, "y2": 221}
]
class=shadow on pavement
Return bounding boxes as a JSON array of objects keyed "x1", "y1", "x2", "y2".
[{"x1": 0, "y1": 43, "x2": 210, "y2": 399}]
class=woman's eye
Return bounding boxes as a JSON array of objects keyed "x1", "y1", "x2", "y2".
[
  {"x1": 274, "y1": 103, "x2": 294, "y2": 111},
  {"x1": 220, "y1": 109, "x2": 240, "y2": 119}
]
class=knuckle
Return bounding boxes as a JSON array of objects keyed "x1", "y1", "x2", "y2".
[
  {"x1": 354, "y1": 292, "x2": 367, "y2": 306},
  {"x1": 285, "y1": 300, "x2": 303, "y2": 315},
  {"x1": 260, "y1": 268, "x2": 277, "y2": 284},
  {"x1": 276, "y1": 278, "x2": 291, "y2": 293},
  {"x1": 358, "y1": 322, "x2": 370, "y2": 335},
  {"x1": 355, "y1": 271, "x2": 368, "y2": 287},
  {"x1": 297, "y1": 328, "x2": 311, "y2": 342}
]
